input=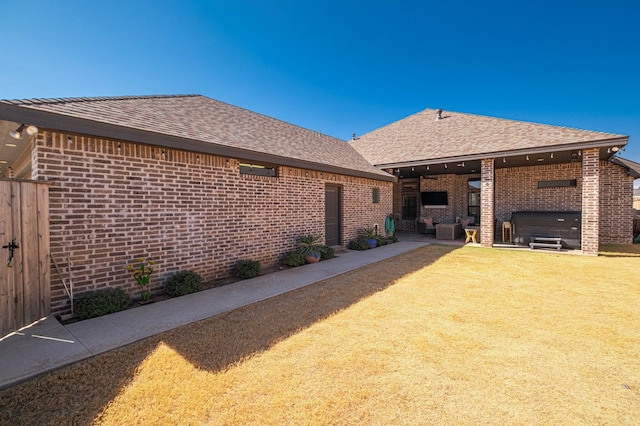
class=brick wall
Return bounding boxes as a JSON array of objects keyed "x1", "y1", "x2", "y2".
[
  {"x1": 35, "y1": 131, "x2": 392, "y2": 315},
  {"x1": 581, "y1": 148, "x2": 600, "y2": 255},
  {"x1": 419, "y1": 174, "x2": 459, "y2": 223},
  {"x1": 495, "y1": 163, "x2": 582, "y2": 223},
  {"x1": 599, "y1": 160, "x2": 634, "y2": 244},
  {"x1": 480, "y1": 159, "x2": 495, "y2": 247}
]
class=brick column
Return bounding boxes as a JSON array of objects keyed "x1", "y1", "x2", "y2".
[
  {"x1": 480, "y1": 158, "x2": 494, "y2": 247},
  {"x1": 581, "y1": 148, "x2": 600, "y2": 255}
]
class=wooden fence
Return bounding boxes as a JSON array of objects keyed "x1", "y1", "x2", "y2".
[{"x1": 0, "y1": 179, "x2": 50, "y2": 337}]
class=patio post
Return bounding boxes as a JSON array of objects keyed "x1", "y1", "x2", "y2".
[
  {"x1": 480, "y1": 158, "x2": 495, "y2": 247},
  {"x1": 581, "y1": 148, "x2": 600, "y2": 255}
]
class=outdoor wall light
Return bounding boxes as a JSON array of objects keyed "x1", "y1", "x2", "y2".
[
  {"x1": 608, "y1": 146, "x2": 620, "y2": 153},
  {"x1": 10, "y1": 125, "x2": 25, "y2": 139},
  {"x1": 9, "y1": 124, "x2": 38, "y2": 140}
]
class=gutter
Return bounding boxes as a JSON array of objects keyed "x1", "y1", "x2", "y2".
[{"x1": 375, "y1": 138, "x2": 629, "y2": 169}]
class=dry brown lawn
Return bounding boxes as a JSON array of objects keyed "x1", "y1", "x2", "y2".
[{"x1": 1, "y1": 244, "x2": 639, "y2": 425}]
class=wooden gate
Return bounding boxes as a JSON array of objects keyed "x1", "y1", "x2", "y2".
[{"x1": 0, "y1": 179, "x2": 50, "y2": 336}]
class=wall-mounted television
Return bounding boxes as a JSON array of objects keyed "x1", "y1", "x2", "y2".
[{"x1": 421, "y1": 191, "x2": 448, "y2": 206}]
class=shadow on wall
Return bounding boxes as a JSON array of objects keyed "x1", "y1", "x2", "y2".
[{"x1": 598, "y1": 244, "x2": 640, "y2": 258}]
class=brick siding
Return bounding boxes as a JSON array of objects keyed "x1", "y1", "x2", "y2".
[
  {"x1": 480, "y1": 159, "x2": 495, "y2": 247},
  {"x1": 581, "y1": 148, "x2": 600, "y2": 254},
  {"x1": 34, "y1": 131, "x2": 392, "y2": 315},
  {"x1": 599, "y1": 160, "x2": 634, "y2": 244},
  {"x1": 495, "y1": 163, "x2": 583, "y2": 223}
]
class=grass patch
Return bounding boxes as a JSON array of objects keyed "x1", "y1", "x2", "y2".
[{"x1": 1, "y1": 244, "x2": 639, "y2": 424}]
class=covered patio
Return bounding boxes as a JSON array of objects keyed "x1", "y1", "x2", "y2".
[{"x1": 350, "y1": 108, "x2": 637, "y2": 255}]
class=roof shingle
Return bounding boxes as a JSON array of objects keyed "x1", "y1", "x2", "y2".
[
  {"x1": 350, "y1": 108, "x2": 627, "y2": 166},
  {"x1": 1, "y1": 94, "x2": 392, "y2": 180}
]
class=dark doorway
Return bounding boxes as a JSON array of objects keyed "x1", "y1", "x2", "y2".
[{"x1": 325, "y1": 184, "x2": 342, "y2": 246}]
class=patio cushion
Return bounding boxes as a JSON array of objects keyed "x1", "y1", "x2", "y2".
[{"x1": 460, "y1": 216, "x2": 475, "y2": 227}]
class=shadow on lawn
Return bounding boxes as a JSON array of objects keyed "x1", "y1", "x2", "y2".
[
  {"x1": 163, "y1": 244, "x2": 459, "y2": 372},
  {"x1": 0, "y1": 244, "x2": 458, "y2": 425}
]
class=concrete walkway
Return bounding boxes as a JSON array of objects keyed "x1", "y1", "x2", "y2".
[{"x1": 0, "y1": 240, "x2": 430, "y2": 390}]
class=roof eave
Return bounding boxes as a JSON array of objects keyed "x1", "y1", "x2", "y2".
[
  {"x1": 373, "y1": 137, "x2": 629, "y2": 169},
  {"x1": 611, "y1": 157, "x2": 640, "y2": 178},
  {"x1": 0, "y1": 103, "x2": 395, "y2": 182}
]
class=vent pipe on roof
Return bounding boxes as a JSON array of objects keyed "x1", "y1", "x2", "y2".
[{"x1": 435, "y1": 109, "x2": 443, "y2": 120}]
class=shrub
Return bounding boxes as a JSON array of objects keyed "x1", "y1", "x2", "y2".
[
  {"x1": 165, "y1": 270, "x2": 203, "y2": 297},
  {"x1": 295, "y1": 234, "x2": 324, "y2": 256},
  {"x1": 358, "y1": 228, "x2": 377, "y2": 240},
  {"x1": 74, "y1": 288, "x2": 130, "y2": 320},
  {"x1": 126, "y1": 257, "x2": 155, "y2": 301},
  {"x1": 348, "y1": 237, "x2": 370, "y2": 251},
  {"x1": 282, "y1": 250, "x2": 306, "y2": 267},
  {"x1": 232, "y1": 260, "x2": 261, "y2": 279},
  {"x1": 374, "y1": 234, "x2": 387, "y2": 246},
  {"x1": 320, "y1": 245, "x2": 336, "y2": 260}
]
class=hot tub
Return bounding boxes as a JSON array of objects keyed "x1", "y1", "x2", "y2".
[{"x1": 510, "y1": 211, "x2": 581, "y2": 249}]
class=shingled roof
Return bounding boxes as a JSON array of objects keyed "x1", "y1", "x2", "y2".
[
  {"x1": 0, "y1": 95, "x2": 393, "y2": 181},
  {"x1": 350, "y1": 108, "x2": 628, "y2": 167}
]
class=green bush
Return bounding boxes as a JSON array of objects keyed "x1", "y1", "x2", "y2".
[
  {"x1": 232, "y1": 259, "x2": 261, "y2": 279},
  {"x1": 295, "y1": 234, "x2": 324, "y2": 257},
  {"x1": 320, "y1": 245, "x2": 336, "y2": 260},
  {"x1": 348, "y1": 237, "x2": 370, "y2": 251},
  {"x1": 165, "y1": 270, "x2": 203, "y2": 297},
  {"x1": 74, "y1": 288, "x2": 130, "y2": 320},
  {"x1": 358, "y1": 228, "x2": 377, "y2": 240},
  {"x1": 282, "y1": 250, "x2": 306, "y2": 267},
  {"x1": 374, "y1": 234, "x2": 387, "y2": 246}
]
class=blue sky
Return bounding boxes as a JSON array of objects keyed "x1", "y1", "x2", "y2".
[{"x1": 1, "y1": 1, "x2": 639, "y2": 173}]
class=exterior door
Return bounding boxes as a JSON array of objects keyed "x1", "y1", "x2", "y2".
[
  {"x1": 325, "y1": 184, "x2": 342, "y2": 246},
  {"x1": 401, "y1": 181, "x2": 419, "y2": 231}
]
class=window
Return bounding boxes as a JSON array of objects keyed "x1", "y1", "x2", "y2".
[
  {"x1": 538, "y1": 179, "x2": 577, "y2": 188},
  {"x1": 468, "y1": 178, "x2": 480, "y2": 220},
  {"x1": 239, "y1": 163, "x2": 277, "y2": 177},
  {"x1": 402, "y1": 182, "x2": 418, "y2": 191},
  {"x1": 372, "y1": 188, "x2": 380, "y2": 203},
  {"x1": 402, "y1": 195, "x2": 418, "y2": 220},
  {"x1": 468, "y1": 178, "x2": 481, "y2": 190}
]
